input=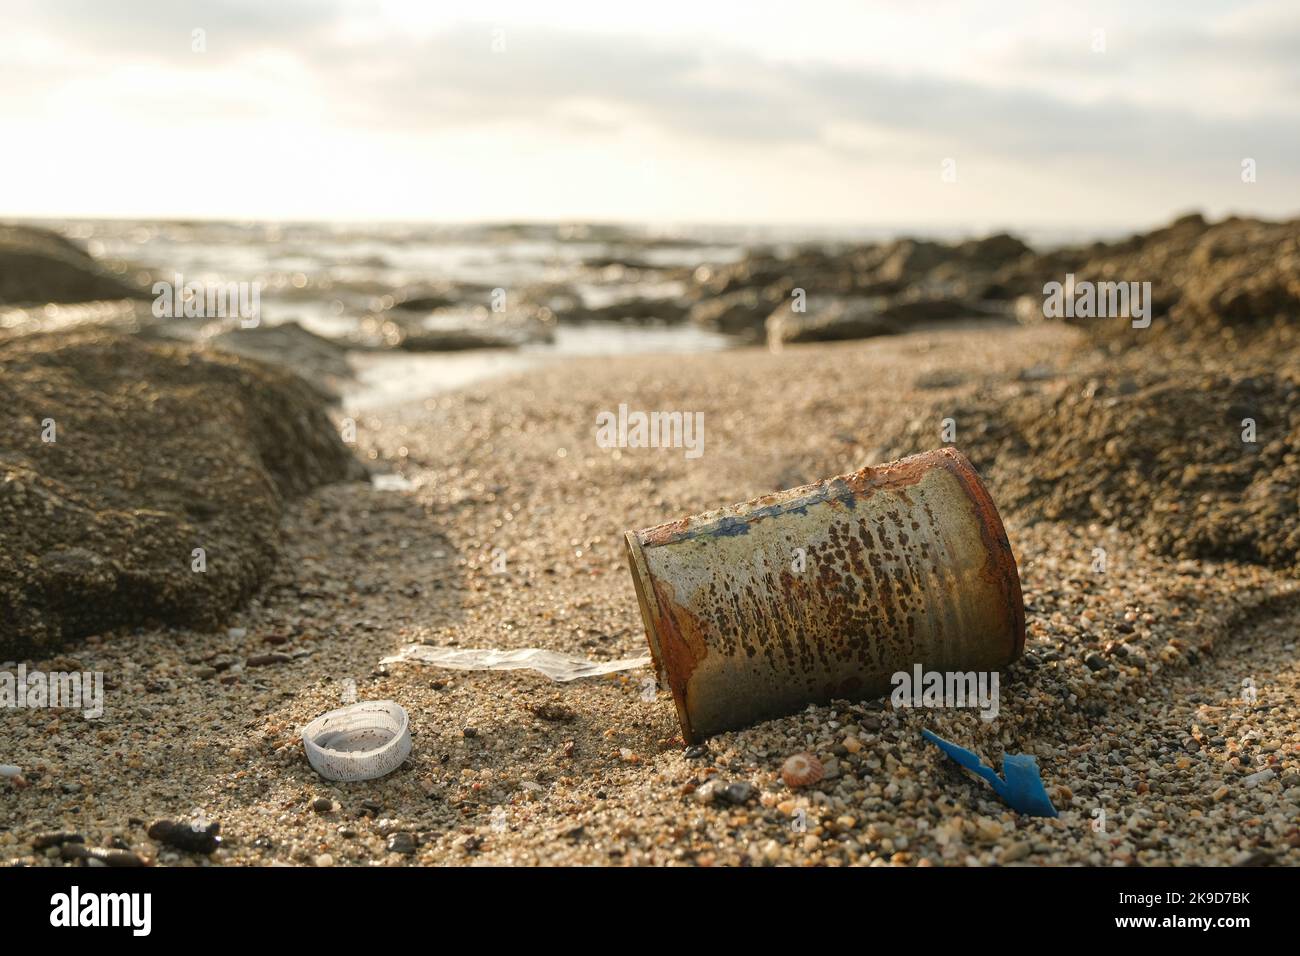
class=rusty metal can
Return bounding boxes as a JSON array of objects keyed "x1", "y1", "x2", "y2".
[{"x1": 624, "y1": 447, "x2": 1024, "y2": 743}]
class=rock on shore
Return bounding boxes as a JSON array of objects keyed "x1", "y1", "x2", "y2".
[
  {"x1": 0, "y1": 332, "x2": 365, "y2": 657},
  {"x1": 881, "y1": 357, "x2": 1300, "y2": 573},
  {"x1": 346, "y1": 303, "x2": 556, "y2": 352},
  {"x1": 1005, "y1": 213, "x2": 1300, "y2": 346},
  {"x1": 688, "y1": 233, "x2": 1031, "y2": 340},
  {"x1": 0, "y1": 225, "x2": 146, "y2": 306},
  {"x1": 685, "y1": 213, "x2": 1300, "y2": 348},
  {"x1": 206, "y1": 321, "x2": 355, "y2": 394},
  {"x1": 765, "y1": 294, "x2": 1005, "y2": 348},
  {"x1": 766, "y1": 297, "x2": 900, "y2": 348}
]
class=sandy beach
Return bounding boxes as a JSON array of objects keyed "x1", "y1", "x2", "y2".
[{"x1": 4, "y1": 310, "x2": 1297, "y2": 867}]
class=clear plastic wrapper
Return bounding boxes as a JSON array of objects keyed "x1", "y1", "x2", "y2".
[{"x1": 380, "y1": 645, "x2": 650, "y2": 682}]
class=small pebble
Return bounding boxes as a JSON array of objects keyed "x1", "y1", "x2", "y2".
[
  {"x1": 720, "y1": 782, "x2": 755, "y2": 805},
  {"x1": 147, "y1": 819, "x2": 221, "y2": 854},
  {"x1": 1001, "y1": 841, "x2": 1032, "y2": 863},
  {"x1": 246, "y1": 653, "x2": 293, "y2": 667},
  {"x1": 386, "y1": 832, "x2": 417, "y2": 855},
  {"x1": 1243, "y1": 769, "x2": 1275, "y2": 788}
]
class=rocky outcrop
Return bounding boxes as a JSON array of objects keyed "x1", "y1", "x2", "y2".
[
  {"x1": 207, "y1": 321, "x2": 355, "y2": 393},
  {"x1": 576, "y1": 296, "x2": 689, "y2": 324},
  {"x1": 0, "y1": 225, "x2": 146, "y2": 306},
  {"x1": 0, "y1": 332, "x2": 365, "y2": 657},
  {"x1": 1006, "y1": 214, "x2": 1300, "y2": 344},
  {"x1": 687, "y1": 233, "x2": 1033, "y2": 340},
  {"x1": 347, "y1": 304, "x2": 555, "y2": 351},
  {"x1": 766, "y1": 294, "x2": 1006, "y2": 349},
  {"x1": 766, "y1": 298, "x2": 899, "y2": 348},
  {"x1": 689, "y1": 288, "x2": 781, "y2": 339},
  {"x1": 512, "y1": 283, "x2": 690, "y2": 324},
  {"x1": 880, "y1": 361, "x2": 1300, "y2": 572},
  {"x1": 692, "y1": 214, "x2": 1300, "y2": 347}
]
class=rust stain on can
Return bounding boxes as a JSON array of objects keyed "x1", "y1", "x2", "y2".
[{"x1": 624, "y1": 448, "x2": 1025, "y2": 743}]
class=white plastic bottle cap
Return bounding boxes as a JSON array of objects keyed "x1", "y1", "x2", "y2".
[{"x1": 302, "y1": 700, "x2": 411, "y2": 782}]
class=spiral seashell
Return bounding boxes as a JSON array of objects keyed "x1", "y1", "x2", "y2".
[{"x1": 781, "y1": 752, "x2": 824, "y2": 789}]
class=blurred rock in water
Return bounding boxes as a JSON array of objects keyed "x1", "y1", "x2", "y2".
[
  {"x1": 764, "y1": 293, "x2": 1007, "y2": 349},
  {"x1": 346, "y1": 303, "x2": 555, "y2": 352},
  {"x1": 0, "y1": 333, "x2": 365, "y2": 657},
  {"x1": 686, "y1": 233, "x2": 1033, "y2": 341},
  {"x1": 689, "y1": 287, "x2": 781, "y2": 340},
  {"x1": 766, "y1": 297, "x2": 900, "y2": 348}
]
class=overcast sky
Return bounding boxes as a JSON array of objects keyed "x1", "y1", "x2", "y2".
[{"x1": 3, "y1": 0, "x2": 1297, "y2": 228}]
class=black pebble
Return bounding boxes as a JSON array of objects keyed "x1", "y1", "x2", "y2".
[
  {"x1": 147, "y1": 819, "x2": 221, "y2": 854},
  {"x1": 386, "y1": 832, "x2": 417, "y2": 855}
]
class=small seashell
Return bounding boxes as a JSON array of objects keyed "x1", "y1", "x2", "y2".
[{"x1": 781, "y1": 752, "x2": 824, "y2": 789}]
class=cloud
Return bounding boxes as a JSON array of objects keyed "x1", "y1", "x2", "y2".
[
  {"x1": 275, "y1": 22, "x2": 1300, "y2": 177},
  {"x1": 3, "y1": 1, "x2": 1298, "y2": 222},
  {"x1": 11, "y1": 2, "x2": 1298, "y2": 159},
  {"x1": 15, "y1": 0, "x2": 351, "y2": 56}
]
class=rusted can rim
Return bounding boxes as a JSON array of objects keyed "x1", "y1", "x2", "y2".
[
  {"x1": 941, "y1": 448, "x2": 1026, "y2": 661},
  {"x1": 625, "y1": 530, "x2": 696, "y2": 740}
]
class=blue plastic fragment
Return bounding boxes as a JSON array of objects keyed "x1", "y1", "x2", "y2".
[{"x1": 921, "y1": 729, "x2": 1058, "y2": 817}]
